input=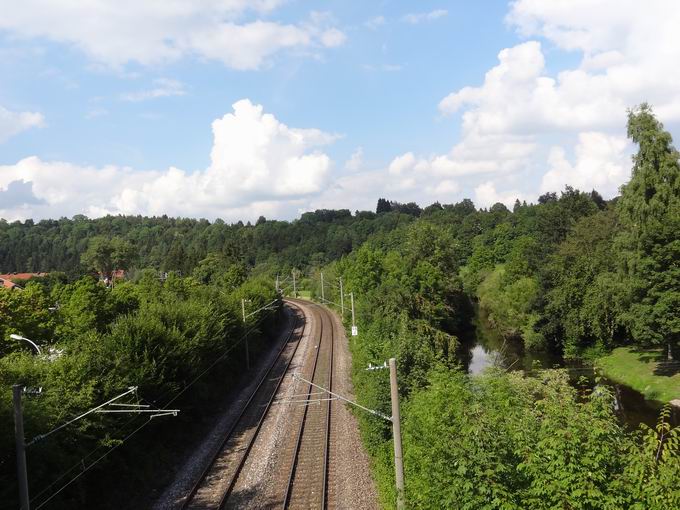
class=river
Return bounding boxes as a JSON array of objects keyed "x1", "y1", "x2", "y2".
[{"x1": 458, "y1": 307, "x2": 678, "y2": 429}]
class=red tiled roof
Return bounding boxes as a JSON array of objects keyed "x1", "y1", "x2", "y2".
[
  {"x1": 0, "y1": 272, "x2": 48, "y2": 281},
  {"x1": 99, "y1": 270, "x2": 125, "y2": 279},
  {"x1": 0, "y1": 278, "x2": 20, "y2": 289}
]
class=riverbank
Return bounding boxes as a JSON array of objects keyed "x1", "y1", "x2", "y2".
[{"x1": 596, "y1": 347, "x2": 680, "y2": 403}]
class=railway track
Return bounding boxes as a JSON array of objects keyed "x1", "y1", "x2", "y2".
[
  {"x1": 181, "y1": 302, "x2": 307, "y2": 509},
  {"x1": 282, "y1": 302, "x2": 336, "y2": 509},
  {"x1": 179, "y1": 300, "x2": 340, "y2": 510}
]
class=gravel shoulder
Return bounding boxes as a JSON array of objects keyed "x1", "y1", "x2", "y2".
[{"x1": 327, "y1": 307, "x2": 379, "y2": 510}]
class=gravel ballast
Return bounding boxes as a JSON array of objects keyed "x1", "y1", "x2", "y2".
[{"x1": 152, "y1": 300, "x2": 378, "y2": 509}]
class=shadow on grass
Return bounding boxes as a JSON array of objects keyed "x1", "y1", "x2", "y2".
[
  {"x1": 629, "y1": 347, "x2": 663, "y2": 363},
  {"x1": 654, "y1": 360, "x2": 680, "y2": 376},
  {"x1": 626, "y1": 346, "x2": 680, "y2": 377}
]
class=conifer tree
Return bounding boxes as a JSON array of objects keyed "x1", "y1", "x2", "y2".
[{"x1": 618, "y1": 104, "x2": 680, "y2": 352}]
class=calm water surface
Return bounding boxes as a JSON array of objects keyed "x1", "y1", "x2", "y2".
[{"x1": 458, "y1": 307, "x2": 678, "y2": 428}]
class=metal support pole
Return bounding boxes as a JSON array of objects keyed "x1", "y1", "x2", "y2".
[
  {"x1": 389, "y1": 358, "x2": 405, "y2": 510},
  {"x1": 276, "y1": 274, "x2": 279, "y2": 293},
  {"x1": 320, "y1": 272, "x2": 325, "y2": 303},
  {"x1": 292, "y1": 271, "x2": 297, "y2": 298},
  {"x1": 339, "y1": 278, "x2": 344, "y2": 317},
  {"x1": 13, "y1": 385, "x2": 30, "y2": 510},
  {"x1": 241, "y1": 299, "x2": 250, "y2": 370},
  {"x1": 350, "y1": 292, "x2": 356, "y2": 329}
]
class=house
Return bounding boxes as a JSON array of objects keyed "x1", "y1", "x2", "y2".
[
  {"x1": 0, "y1": 278, "x2": 20, "y2": 290},
  {"x1": 0, "y1": 272, "x2": 48, "y2": 290},
  {"x1": 98, "y1": 269, "x2": 126, "y2": 287}
]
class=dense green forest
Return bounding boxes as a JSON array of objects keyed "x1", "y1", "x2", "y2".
[
  {"x1": 1, "y1": 271, "x2": 281, "y2": 508},
  {"x1": 1, "y1": 105, "x2": 679, "y2": 508},
  {"x1": 0, "y1": 205, "x2": 423, "y2": 277}
]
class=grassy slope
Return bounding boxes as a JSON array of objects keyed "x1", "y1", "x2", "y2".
[{"x1": 596, "y1": 347, "x2": 680, "y2": 402}]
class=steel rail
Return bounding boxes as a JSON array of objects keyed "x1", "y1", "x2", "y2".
[
  {"x1": 283, "y1": 303, "x2": 334, "y2": 509},
  {"x1": 321, "y1": 306, "x2": 334, "y2": 508},
  {"x1": 215, "y1": 302, "x2": 308, "y2": 508},
  {"x1": 181, "y1": 301, "x2": 305, "y2": 509}
]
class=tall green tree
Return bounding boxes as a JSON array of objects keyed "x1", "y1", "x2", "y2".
[
  {"x1": 617, "y1": 104, "x2": 680, "y2": 351},
  {"x1": 80, "y1": 237, "x2": 135, "y2": 279},
  {"x1": 544, "y1": 208, "x2": 624, "y2": 355}
]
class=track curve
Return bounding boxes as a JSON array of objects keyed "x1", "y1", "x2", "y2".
[{"x1": 179, "y1": 299, "x2": 342, "y2": 510}]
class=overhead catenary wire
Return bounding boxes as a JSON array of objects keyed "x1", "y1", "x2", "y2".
[
  {"x1": 243, "y1": 298, "x2": 279, "y2": 321},
  {"x1": 28, "y1": 393, "x2": 178, "y2": 506},
  {"x1": 318, "y1": 296, "x2": 343, "y2": 309},
  {"x1": 27, "y1": 392, "x2": 176, "y2": 506},
  {"x1": 144, "y1": 297, "x2": 279, "y2": 409},
  {"x1": 26, "y1": 387, "x2": 138, "y2": 447},
  {"x1": 32, "y1": 418, "x2": 152, "y2": 510},
  {"x1": 292, "y1": 373, "x2": 392, "y2": 422},
  {"x1": 277, "y1": 283, "x2": 294, "y2": 295},
  {"x1": 27, "y1": 297, "x2": 281, "y2": 509},
  {"x1": 30, "y1": 314, "x2": 275, "y2": 509}
]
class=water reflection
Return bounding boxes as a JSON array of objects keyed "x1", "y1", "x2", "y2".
[{"x1": 458, "y1": 306, "x2": 678, "y2": 428}]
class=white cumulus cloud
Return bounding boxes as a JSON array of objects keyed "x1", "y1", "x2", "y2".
[
  {"x1": 0, "y1": 1, "x2": 346, "y2": 70},
  {"x1": 474, "y1": 181, "x2": 526, "y2": 209},
  {"x1": 344, "y1": 147, "x2": 364, "y2": 172},
  {"x1": 541, "y1": 132, "x2": 630, "y2": 196},
  {"x1": 0, "y1": 105, "x2": 45, "y2": 143},
  {"x1": 383, "y1": 0, "x2": 680, "y2": 208},
  {"x1": 0, "y1": 100, "x2": 336, "y2": 221}
]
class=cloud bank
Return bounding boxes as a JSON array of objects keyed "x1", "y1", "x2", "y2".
[
  {"x1": 386, "y1": 0, "x2": 680, "y2": 208},
  {"x1": 0, "y1": 100, "x2": 334, "y2": 221},
  {"x1": 3, "y1": 1, "x2": 680, "y2": 221}
]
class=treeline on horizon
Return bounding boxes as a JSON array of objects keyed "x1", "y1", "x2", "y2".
[
  {"x1": 0, "y1": 204, "x2": 420, "y2": 277},
  {"x1": 0, "y1": 185, "x2": 602, "y2": 280}
]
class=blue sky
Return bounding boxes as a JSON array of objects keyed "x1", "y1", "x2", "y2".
[{"x1": 1, "y1": 0, "x2": 680, "y2": 222}]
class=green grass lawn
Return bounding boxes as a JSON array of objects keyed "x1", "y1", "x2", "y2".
[{"x1": 596, "y1": 347, "x2": 680, "y2": 403}]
